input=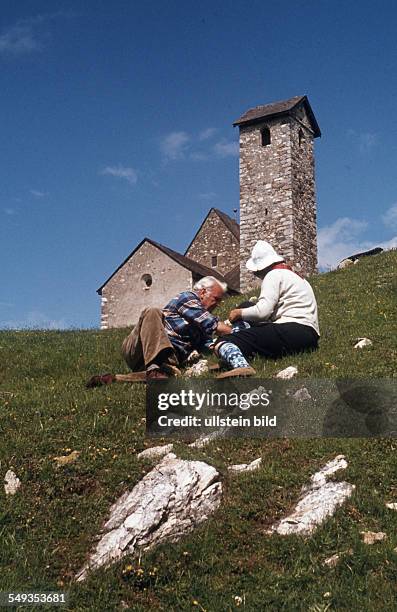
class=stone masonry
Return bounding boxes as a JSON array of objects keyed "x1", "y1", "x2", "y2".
[
  {"x1": 100, "y1": 241, "x2": 192, "y2": 329},
  {"x1": 235, "y1": 96, "x2": 320, "y2": 291},
  {"x1": 185, "y1": 208, "x2": 239, "y2": 276}
]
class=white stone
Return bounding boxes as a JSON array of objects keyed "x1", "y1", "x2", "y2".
[
  {"x1": 354, "y1": 338, "x2": 373, "y2": 349},
  {"x1": 137, "y1": 444, "x2": 174, "y2": 460},
  {"x1": 185, "y1": 359, "x2": 209, "y2": 377},
  {"x1": 293, "y1": 387, "x2": 312, "y2": 401},
  {"x1": 360, "y1": 531, "x2": 387, "y2": 545},
  {"x1": 309, "y1": 455, "x2": 348, "y2": 488},
  {"x1": 75, "y1": 454, "x2": 222, "y2": 581},
  {"x1": 4, "y1": 470, "x2": 21, "y2": 495},
  {"x1": 386, "y1": 502, "x2": 397, "y2": 510},
  {"x1": 189, "y1": 428, "x2": 229, "y2": 448},
  {"x1": 276, "y1": 366, "x2": 298, "y2": 380},
  {"x1": 228, "y1": 458, "x2": 262, "y2": 473},
  {"x1": 266, "y1": 455, "x2": 354, "y2": 536},
  {"x1": 338, "y1": 258, "x2": 354, "y2": 269},
  {"x1": 324, "y1": 554, "x2": 340, "y2": 568}
]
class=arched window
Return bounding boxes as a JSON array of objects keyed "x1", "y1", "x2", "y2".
[
  {"x1": 141, "y1": 273, "x2": 152, "y2": 289},
  {"x1": 261, "y1": 126, "x2": 271, "y2": 146}
]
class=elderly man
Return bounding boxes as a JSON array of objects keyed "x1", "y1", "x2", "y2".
[{"x1": 86, "y1": 276, "x2": 231, "y2": 386}]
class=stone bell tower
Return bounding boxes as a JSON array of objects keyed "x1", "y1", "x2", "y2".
[{"x1": 233, "y1": 95, "x2": 321, "y2": 291}]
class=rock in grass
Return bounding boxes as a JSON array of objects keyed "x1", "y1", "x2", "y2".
[
  {"x1": 53, "y1": 450, "x2": 80, "y2": 467},
  {"x1": 354, "y1": 338, "x2": 373, "y2": 349},
  {"x1": 276, "y1": 366, "x2": 298, "y2": 380},
  {"x1": 228, "y1": 458, "x2": 262, "y2": 473},
  {"x1": 324, "y1": 553, "x2": 340, "y2": 568},
  {"x1": 360, "y1": 531, "x2": 387, "y2": 545},
  {"x1": 385, "y1": 502, "x2": 397, "y2": 510},
  {"x1": 137, "y1": 444, "x2": 174, "y2": 460},
  {"x1": 293, "y1": 387, "x2": 312, "y2": 401},
  {"x1": 324, "y1": 549, "x2": 353, "y2": 567},
  {"x1": 75, "y1": 454, "x2": 222, "y2": 582},
  {"x1": 4, "y1": 470, "x2": 21, "y2": 495},
  {"x1": 189, "y1": 428, "x2": 229, "y2": 448},
  {"x1": 338, "y1": 258, "x2": 354, "y2": 269},
  {"x1": 185, "y1": 359, "x2": 209, "y2": 377},
  {"x1": 266, "y1": 455, "x2": 354, "y2": 536}
]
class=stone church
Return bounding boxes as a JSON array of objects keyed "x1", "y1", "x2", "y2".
[{"x1": 97, "y1": 95, "x2": 320, "y2": 329}]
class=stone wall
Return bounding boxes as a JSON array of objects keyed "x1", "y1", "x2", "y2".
[
  {"x1": 100, "y1": 242, "x2": 192, "y2": 329},
  {"x1": 290, "y1": 108, "x2": 318, "y2": 274},
  {"x1": 185, "y1": 210, "x2": 239, "y2": 276},
  {"x1": 238, "y1": 105, "x2": 317, "y2": 291}
]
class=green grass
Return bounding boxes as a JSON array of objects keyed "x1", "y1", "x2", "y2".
[{"x1": 0, "y1": 251, "x2": 396, "y2": 611}]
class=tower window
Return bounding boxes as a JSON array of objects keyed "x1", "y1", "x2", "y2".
[
  {"x1": 211, "y1": 255, "x2": 218, "y2": 267},
  {"x1": 261, "y1": 126, "x2": 271, "y2": 146},
  {"x1": 141, "y1": 273, "x2": 152, "y2": 289}
]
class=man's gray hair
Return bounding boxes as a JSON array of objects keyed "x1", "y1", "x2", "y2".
[{"x1": 193, "y1": 276, "x2": 227, "y2": 293}]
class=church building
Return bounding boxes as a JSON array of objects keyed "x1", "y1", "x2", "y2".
[
  {"x1": 97, "y1": 95, "x2": 321, "y2": 328},
  {"x1": 97, "y1": 209, "x2": 240, "y2": 329}
]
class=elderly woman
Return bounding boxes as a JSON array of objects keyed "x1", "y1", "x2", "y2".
[{"x1": 215, "y1": 241, "x2": 320, "y2": 378}]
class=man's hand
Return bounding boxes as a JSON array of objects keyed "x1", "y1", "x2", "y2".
[
  {"x1": 228, "y1": 308, "x2": 243, "y2": 323},
  {"x1": 216, "y1": 321, "x2": 232, "y2": 335}
]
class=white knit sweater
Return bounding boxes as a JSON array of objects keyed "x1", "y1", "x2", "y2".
[{"x1": 241, "y1": 269, "x2": 320, "y2": 336}]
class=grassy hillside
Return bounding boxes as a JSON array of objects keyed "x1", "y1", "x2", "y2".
[{"x1": 0, "y1": 251, "x2": 396, "y2": 611}]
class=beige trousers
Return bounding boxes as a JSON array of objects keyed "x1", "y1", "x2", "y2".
[{"x1": 121, "y1": 307, "x2": 178, "y2": 371}]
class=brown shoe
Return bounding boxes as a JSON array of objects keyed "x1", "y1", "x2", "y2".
[
  {"x1": 216, "y1": 367, "x2": 256, "y2": 379},
  {"x1": 86, "y1": 373, "x2": 116, "y2": 388},
  {"x1": 146, "y1": 368, "x2": 169, "y2": 381}
]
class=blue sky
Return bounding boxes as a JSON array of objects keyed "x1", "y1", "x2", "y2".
[{"x1": 1, "y1": 1, "x2": 396, "y2": 329}]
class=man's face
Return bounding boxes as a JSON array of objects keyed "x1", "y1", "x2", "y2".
[{"x1": 198, "y1": 284, "x2": 224, "y2": 312}]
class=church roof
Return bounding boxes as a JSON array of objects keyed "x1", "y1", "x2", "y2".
[
  {"x1": 224, "y1": 264, "x2": 240, "y2": 293},
  {"x1": 97, "y1": 237, "x2": 239, "y2": 294},
  {"x1": 233, "y1": 95, "x2": 321, "y2": 137},
  {"x1": 184, "y1": 208, "x2": 239, "y2": 256}
]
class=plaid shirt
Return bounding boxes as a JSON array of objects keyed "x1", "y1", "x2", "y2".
[{"x1": 162, "y1": 291, "x2": 219, "y2": 360}]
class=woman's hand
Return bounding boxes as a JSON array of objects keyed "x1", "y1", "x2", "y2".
[{"x1": 228, "y1": 308, "x2": 243, "y2": 323}]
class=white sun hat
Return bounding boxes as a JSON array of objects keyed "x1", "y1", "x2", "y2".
[{"x1": 246, "y1": 240, "x2": 284, "y2": 271}]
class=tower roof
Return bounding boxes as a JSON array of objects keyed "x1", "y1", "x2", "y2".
[{"x1": 233, "y1": 95, "x2": 321, "y2": 137}]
